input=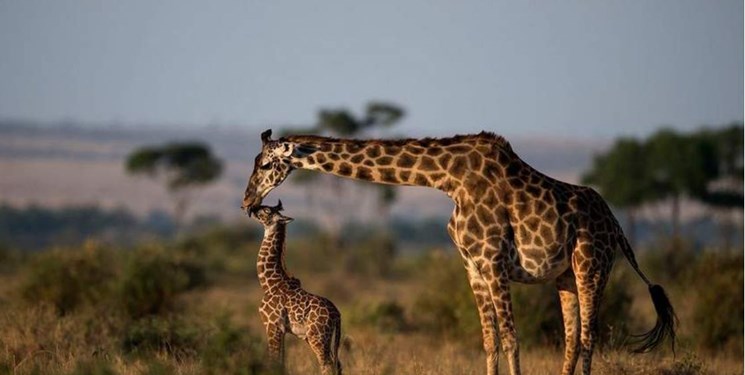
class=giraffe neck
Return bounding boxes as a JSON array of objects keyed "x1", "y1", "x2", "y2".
[
  {"x1": 257, "y1": 223, "x2": 290, "y2": 291},
  {"x1": 283, "y1": 133, "x2": 508, "y2": 197}
]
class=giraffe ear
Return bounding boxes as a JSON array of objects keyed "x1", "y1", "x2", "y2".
[
  {"x1": 291, "y1": 144, "x2": 317, "y2": 158},
  {"x1": 260, "y1": 129, "x2": 273, "y2": 144},
  {"x1": 276, "y1": 199, "x2": 284, "y2": 211}
]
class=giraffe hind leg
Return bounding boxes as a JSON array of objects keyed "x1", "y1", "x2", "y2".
[
  {"x1": 308, "y1": 326, "x2": 341, "y2": 375},
  {"x1": 574, "y1": 251, "x2": 612, "y2": 375},
  {"x1": 557, "y1": 269, "x2": 580, "y2": 375}
]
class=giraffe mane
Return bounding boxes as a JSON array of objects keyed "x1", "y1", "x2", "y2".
[{"x1": 281, "y1": 131, "x2": 511, "y2": 150}]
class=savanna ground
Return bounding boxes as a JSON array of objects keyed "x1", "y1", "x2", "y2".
[{"x1": 0, "y1": 224, "x2": 742, "y2": 375}]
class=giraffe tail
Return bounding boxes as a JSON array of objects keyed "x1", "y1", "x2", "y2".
[{"x1": 618, "y1": 236, "x2": 678, "y2": 354}]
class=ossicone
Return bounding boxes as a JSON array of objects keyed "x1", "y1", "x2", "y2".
[
  {"x1": 261, "y1": 129, "x2": 273, "y2": 143},
  {"x1": 275, "y1": 199, "x2": 284, "y2": 211}
]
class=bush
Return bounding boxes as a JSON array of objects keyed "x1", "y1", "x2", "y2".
[
  {"x1": 20, "y1": 242, "x2": 116, "y2": 315},
  {"x1": 121, "y1": 314, "x2": 268, "y2": 374},
  {"x1": 597, "y1": 266, "x2": 634, "y2": 349},
  {"x1": 174, "y1": 224, "x2": 260, "y2": 276},
  {"x1": 117, "y1": 245, "x2": 206, "y2": 319},
  {"x1": 68, "y1": 358, "x2": 117, "y2": 375},
  {"x1": 343, "y1": 233, "x2": 398, "y2": 278},
  {"x1": 641, "y1": 237, "x2": 699, "y2": 284},
  {"x1": 690, "y1": 251, "x2": 743, "y2": 353},
  {"x1": 412, "y1": 250, "x2": 481, "y2": 344},
  {"x1": 200, "y1": 313, "x2": 266, "y2": 374},
  {"x1": 348, "y1": 300, "x2": 408, "y2": 333},
  {"x1": 120, "y1": 316, "x2": 200, "y2": 357},
  {"x1": 511, "y1": 283, "x2": 563, "y2": 348}
]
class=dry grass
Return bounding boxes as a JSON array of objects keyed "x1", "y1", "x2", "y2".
[{"x1": 0, "y1": 238, "x2": 742, "y2": 375}]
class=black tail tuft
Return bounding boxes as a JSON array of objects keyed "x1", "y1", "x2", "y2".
[{"x1": 630, "y1": 284, "x2": 678, "y2": 354}]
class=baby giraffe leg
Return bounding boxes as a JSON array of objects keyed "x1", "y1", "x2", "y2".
[
  {"x1": 308, "y1": 325, "x2": 341, "y2": 375},
  {"x1": 264, "y1": 323, "x2": 285, "y2": 370}
]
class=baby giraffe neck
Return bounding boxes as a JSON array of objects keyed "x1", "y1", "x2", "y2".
[{"x1": 257, "y1": 223, "x2": 290, "y2": 291}]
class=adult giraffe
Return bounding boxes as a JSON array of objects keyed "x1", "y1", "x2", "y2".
[{"x1": 242, "y1": 129, "x2": 676, "y2": 375}]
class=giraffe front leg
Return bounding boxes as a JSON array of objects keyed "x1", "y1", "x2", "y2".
[
  {"x1": 557, "y1": 269, "x2": 580, "y2": 375},
  {"x1": 485, "y1": 262, "x2": 521, "y2": 375},
  {"x1": 462, "y1": 255, "x2": 500, "y2": 375},
  {"x1": 450, "y1": 216, "x2": 499, "y2": 374},
  {"x1": 264, "y1": 323, "x2": 285, "y2": 370}
]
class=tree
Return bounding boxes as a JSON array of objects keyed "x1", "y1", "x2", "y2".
[
  {"x1": 126, "y1": 142, "x2": 223, "y2": 225},
  {"x1": 697, "y1": 124, "x2": 744, "y2": 208},
  {"x1": 695, "y1": 124, "x2": 744, "y2": 249},
  {"x1": 581, "y1": 138, "x2": 657, "y2": 245},
  {"x1": 645, "y1": 128, "x2": 719, "y2": 238}
]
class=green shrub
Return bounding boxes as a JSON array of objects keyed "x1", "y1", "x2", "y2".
[
  {"x1": 511, "y1": 283, "x2": 563, "y2": 348},
  {"x1": 690, "y1": 251, "x2": 743, "y2": 353},
  {"x1": 67, "y1": 358, "x2": 117, "y2": 375},
  {"x1": 597, "y1": 267, "x2": 634, "y2": 349},
  {"x1": 142, "y1": 360, "x2": 177, "y2": 375},
  {"x1": 117, "y1": 245, "x2": 205, "y2": 319},
  {"x1": 0, "y1": 243, "x2": 22, "y2": 274},
  {"x1": 120, "y1": 316, "x2": 200, "y2": 357},
  {"x1": 200, "y1": 313, "x2": 266, "y2": 374},
  {"x1": 174, "y1": 224, "x2": 260, "y2": 276},
  {"x1": 412, "y1": 250, "x2": 481, "y2": 344},
  {"x1": 641, "y1": 237, "x2": 699, "y2": 284},
  {"x1": 343, "y1": 234, "x2": 397, "y2": 278},
  {"x1": 20, "y1": 242, "x2": 116, "y2": 315},
  {"x1": 284, "y1": 234, "x2": 337, "y2": 274},
  {"x1": 348, "y1": 300, "x2": 408, "y2": 333}
]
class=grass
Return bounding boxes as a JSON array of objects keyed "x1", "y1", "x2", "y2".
[{"x1": 0, "y1": 232, "x2": 742, "y2": 374}]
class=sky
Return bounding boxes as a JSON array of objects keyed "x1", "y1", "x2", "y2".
[{"x1": 0, "y1": 1, "x2": 742, "y2": 140}]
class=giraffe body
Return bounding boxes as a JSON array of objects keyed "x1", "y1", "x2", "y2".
[
  {"x1": 243, "y1": 130, "x2": 676, "y2": 375},
  {"x1": 253, "y1": 202, "x2": 342, "y2": 375}
]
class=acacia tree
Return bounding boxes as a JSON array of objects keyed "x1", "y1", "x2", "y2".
[
  {"x1": 581, "y1": 138, "x2": 658, "y2": 245},
  {"x1": 696, "y1": 124, "x2": 744, "y2": 248},
  {"x1": 584, "y1": 125, "x2": 742, "y2": 243},
  {"x1": 126, "y1": 142, "x2": 223, "y2": 225},
  {"x1": 645, "y1": 128, "x2": 718, "y2": 238},
  {"x1": 697, "y1": 124, "x2": 744, "y2": 208}
]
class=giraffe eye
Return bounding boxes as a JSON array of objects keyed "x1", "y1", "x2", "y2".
[{"x1": 260, "y1": 162, "x2": 272, "y2": 170}]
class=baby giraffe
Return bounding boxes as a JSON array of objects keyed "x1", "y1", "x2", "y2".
[{"x1": 252, "y1": 201, "x2": 342, "y2": 375}]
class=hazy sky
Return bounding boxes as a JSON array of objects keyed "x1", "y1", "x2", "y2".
[{"x1": 0, "y1": 1, "x2": 742, "y2": 139}]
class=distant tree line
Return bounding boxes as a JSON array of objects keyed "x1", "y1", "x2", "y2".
[
  {"x1": 582, "y1": 123, "x2": 743, "y2": 245},
  {"x1": 0, "y1": 205, "x2": 176, "y2": 250}
]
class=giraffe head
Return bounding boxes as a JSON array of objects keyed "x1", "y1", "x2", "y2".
[
  {"x1": 242, "y1": 129, "x2": 316, "y2": 213},
  {"x1": 251, "y1": 200, "x2": 294, "y2": 227}
]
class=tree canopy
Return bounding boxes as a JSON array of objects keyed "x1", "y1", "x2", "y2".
[
  {"x1": 126, "y1": 142, "x2": 223, "y2": 223},
  {"x1": 582, "y1": 124, "x2": 743, "y2": 239}
]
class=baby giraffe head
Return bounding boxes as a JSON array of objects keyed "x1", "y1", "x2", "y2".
[{"x1": 251, "y1": 200, "x2": 294, "y2": 227}]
